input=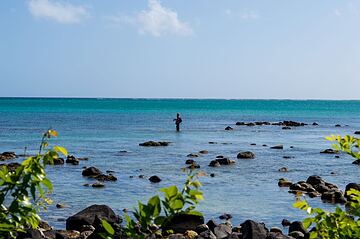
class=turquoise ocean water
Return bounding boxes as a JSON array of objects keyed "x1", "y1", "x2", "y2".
[{"x1": 0, "y1": 98, "x2": 359, "y2": 229}]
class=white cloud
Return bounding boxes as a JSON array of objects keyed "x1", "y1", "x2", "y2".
[
  {"x1": 28, "y1": 0, "x2": 88, "y2": 24},
  {"x1": 108, "y1": 0, "x2": 192, "y2": 37}
]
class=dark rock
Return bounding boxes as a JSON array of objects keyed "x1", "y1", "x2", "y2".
[
  {"x1": 335, "y1": 155, "x2": 340, "y2": 158},
  {"x1": 352, "y1": 159, "x2": 360, "y2": 165},
  {"x1": 92, "y1": 182, "x2": 105, "y2": 188},
  {"x1": 270, "y1": 227, "x2": 282, "y2": 233},
  {"x1": 187, "y1": 153, "x2": 199, "y2": 158},
  {"x1": 214, "y1": 224, "x2": 232, "y2": 239},
  {"x1": 77, "y1": 157, "x2": 89, "y2": 160},
  {"x1": 216, "y1": 155, "x2": 224, "y2": 159},
  {"x1": 206, "y1": 219, "x2": 218, "y2": 233},
  {"x1": 149, "y1": 175, "x2": 161, "y2": 183},
  {"x1": 266, "y1": 232, "x2": 293, "y2": 239},
  {"x1": 66, "y1": 155, "x2": 79, "y2": 165},
  {"x1": 321, "y1": 190, "x2": 347, "y2": 204},
  {"x1": 94, "y1": 174, "x2": 117, "y2": 181},
  {"x1": 312, "y1": 122, "x2": 318, "y2": 126},
  {"x1": 320, "y1": 149, "x2": 338, "y2": 154},
  {"x1": 66, "y1": 204, "x2": 119, "y2": 231},
  {"x1": 237, "y1": 151, "x2": 255, "y2": 159},
  {"x1": 250, "y1": 143, "x2": 256, "y2": 146},
  {"x1": 0, "y1": 151, "x2": 16, "y2": 161},
  {"x1": 271, "y1": 145, "x2": 284, "y2": 150},
  {"x1": 225, "y1": 126, "x2": 233, "y2": 130},
  {"x1": 288, "y1": 221, "x2": 308, "y2": 238},
  {"x1": 278, "y1": 178, "x2": 292, "y2": 187},
  {"x1": 240, "y1": 220, "x2": 268, "y2": 239},
  {"x1": 283, "y1": 156, "x2": 294, "y2": 159},
  {"x1": 236, "y1": 122, "x2": 245, "y2": 126},
  {"x1": 168, "y1": 234, "x2": 185, "y2": 239},
  {"x1": 219, "y1": 213, "x2": 232, "y2": 220},
  {"x1": 282, "y1": 127, "x2": 291, "y2": 130},
  {"x1": 307, "y1": 191, "x2": 320, "y2": 198},
  {"x1": 199, "y1": 150, "x2": 209, "y2": 154},
  {"x1": 188, "y1": 163, "x2": 200, "y2": 169},
  {"x1": 45, "y1": 157, "x2": 64, "y2": 165},
  {"x1": 162, "y1": 214, "x2": 204, "y2": 234},
  {"x1": 288, "y1": 231, "x2": 304, "y2": 239},
  {"x1": 228, "y1": 232, "x2": 242, "y2": 239},
  {"x1": 335, "y1": 124, "x2": 341, "y2": 127},
  {"x1": 216, "y1": 158, "x2": 235, "y2": 165},
  {"x1": 139, "y1": 141, "x2": 170, "y2": 146},
  {"x1": 262, "y1": 144, "x2": 268, "y2": 147},
  {"x1": 56, "y1": 203, "x2": 67, "y2": 209},
  {"x1": 281, "y1": 219, "x2": 291, "y2": 227},
  {"x1": 210, "y1": 173, "x2": 215, "y2": 177},
  {"x1": 186, "y1": 159, "x2": 196, "y2": 164},
  {"x1": 278, "y1": 167, "x2": 288, "y2": 172},
  {"x1": 306, "y1": 175, "x2": 325, "y2": 187},
  {"x1": 209, "y1": 160, "x2": 220, "y2": 167},
  {"x1": 55, "y1": 230, "x2": 80, "y2": 239},
  {"x1": 354, "y1": 131, "x2": 360, "y2": 135},
  {"x1": 289, "y1": 183, "x2": 305, "y2": 191},
  {"x1": 208, "y1": 142, "x2": 217, "y2": 144},
  {"x1": 79, "y1": 225, "x2": 95, "y2": 233},
  {"x1": 195, "y1": 224, "x2": 209, "y2": 234},
  {"x1": 82, "y1": 167, "x2": 102, "y2": 177},
  {"x1": 197, "y1": 230, "x2": 216, "y2": 239}
]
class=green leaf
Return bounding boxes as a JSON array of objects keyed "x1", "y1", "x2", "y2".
[
  {"x1": 53, "y1": 146, "x2": 67, "y2": 157},
  {"x1": 101, "y1": 219, "x2": 115, "y2": 235},
  {"x1": 42, "y1": 178, "x2": 53, "y2": 191}
]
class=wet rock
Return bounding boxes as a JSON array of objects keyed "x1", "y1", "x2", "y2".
[
  {"x1": 250, "y1": 143, "x2": 256, "y2": 146},
  {"x1": 208, "y1": 142, "x2": 217, "y2": 144},
  {"x1": 219, "y1": 213, "x2": 232, "y2": 220},
  {"x1": 106, "y1": 170, "x2": 115, "y2": 173},
  {"x1": 45, "y1": 157, "x2": 64, "y2": 165},
  {"x1": 288, "y1": 221, "x2": 308, "y2": 238},
  {"x1": 210, "y1": 173, "x2": 215, "y2": 177},
  {"x1": 228, "y1": 232, "x2": 242, "y2": 239},
  {"x1": 236, "y1": 122, "x2": 245, "y2": 126},
  {"x1": 79, "y1": 225, "x2": 95, "y2": 233},
  {"x1": 320, "y1": 149, "x2": 338, "y2": 154},
  {"x1": 195, "y1": 224, "x2": 209, "y2": 234},
  {"x1": 354, "y1": 131, "x2": 360, "y2": 135},
  {"x1": 225, "y1": 126, "x2": 233, "y2": 130},
  {"x1": 307, "y1": 191, "x2": 320, "y2": 198},
  {"x1": 216, "y1": 155, "x2": 224, "y2": 159},
  {"x1": 237, "y1": 151, "x2": 255, "y2": 159},
  {"x1": 215, "y1": 158, "x2": 235, "y2": 165},
  {"x1": 91, "y1": 182, "x2": 104, "y2": 188},
  {"x1": 214, "y1": 224, "x2": 232, "y2": 239},
  {"x1": 240, "y1": 220, "x2": 268, "y2": 239},
  {"x1": 66, "y1": 155, "x2": 79, "y2": 165},
  {"x1": 187, "y1": 153, "x2": 199, "y2": 158},
  {"x1": 278, "y1": 167, "x2": 288, "y2": 172},
  {"x1": 282, "y1": 127, "x2": 291, "y2": 130},
  {"x1": 77, "y1": 157, "x2": 89, "y2": 161},
  {"x1": 149, "y1": 175, "x2": 161, "y2": 183},
  {"x1": 306, "y1": 175, "x2": 325, "y2": 187},
  {"x1": 352, "y1": 159, "x2": 360, "y2": 165},
  {"x1": 335, "y1": 124, "x2": 341, "y2": 127},
  {"x1": 271, "y1": 145, "x2": 284, "y2": 150},
  {"x1": 139, "y1": 141, "x2": 170, "y2": 146},
  {"x1": 282, "y1": 156, "x2": 294, "y2": 159},
  {"x1": 66, "y1": 204, "x2": 119, "y2": 231},
  {"x1": 321, "y1": 190, "x2": 347, "y2": 204},
  {"x1": 209, "y1": 160, "x2": 222, "y2": 167},
  {"x1": 278, "y1": 178, "x2": 292, "y2": 187},
  {"x1": 281, "y1": 219, "x2": 291, "y2": 227},
  {"x1": 199, "y1": 150, "x2": 208, "y2": 154},
  {"x1": 335, "y1": 155, "x2": 340, "y2": 158},
  {"x1": 262, "y1": 144, "x2": 268, "y2": 147},
  {"x1": 82, "y1": 167, "x2": 102, "y2": 177},
  {"x1": 267, "y1": 232, "x2": 293, "y2": 239},
  {"x1": 0, "y1": 151, "x2": 16, "y2": 161},
  {"x1": 162, "y1": 214, "x2": 204, "y2": 234},
  {"x1": 186, "y1": 159, "x2": 196, "y2": 164},
  {"x1": 56, "y1": 203, "x2": 67, "y2": 209},
  {"x1": 94, "y1": 174, "x2": 117, "y2": 181},
  {"x1": 312, "y1": 122, "x2": 318, "y2": 126}
]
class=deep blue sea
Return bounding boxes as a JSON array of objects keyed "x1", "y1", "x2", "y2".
[{"x1": 0, "y1": 98, "x2": 359, "y2": 229}]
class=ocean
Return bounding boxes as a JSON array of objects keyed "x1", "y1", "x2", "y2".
[{"x1": 0, "y1": 98, "x2": 359, "y2": 229}]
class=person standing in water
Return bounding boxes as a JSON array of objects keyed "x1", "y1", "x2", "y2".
[{"x1": 174, "y1": 113, "x2": 182, "y2": 132}]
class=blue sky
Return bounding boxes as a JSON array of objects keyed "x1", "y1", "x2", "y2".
[{"x1": 1, "y1": 0, "x2": 359, "y2": 99}]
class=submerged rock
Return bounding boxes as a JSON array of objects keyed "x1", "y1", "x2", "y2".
[
  {"x1": 82, "y1": 167, "x2": 102, "y2": 177},
  {"x1": 271, "y1": 145, "x2": 284, "y2": 150},
  {"x1": 149, "y1": 175, "x2": 161, "y2": 183},
  {"x1": 225, "y1": 126, "x2": 233, "y2": 130},
  {"x1": 320, "y1": 149, "x2": 338, "y2": 154},
  {"x1": 139, "y1": 141, "x2": 170, "y2": 146}
]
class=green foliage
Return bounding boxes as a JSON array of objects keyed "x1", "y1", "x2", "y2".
[
  {"x1": 0, "y1": 129, "x2": 66, "y2": 238},
  {"x1": 101, "y1": 169, "x2": 204, "y2": 239},
  {"x1": 294, "y1": 135, "x2": 360, "y2": 239},
  {"x1": 326, "y1": 134, "x2": 360, "y2": 159}
]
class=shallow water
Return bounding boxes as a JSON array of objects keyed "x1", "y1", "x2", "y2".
[{"x1": 0, "y1": 98, "x2": 359, "y2": 229}]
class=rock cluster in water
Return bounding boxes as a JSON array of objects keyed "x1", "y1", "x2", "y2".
[{"x1": 139, "y1": 141, "x2": 170, "y2": 146}]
